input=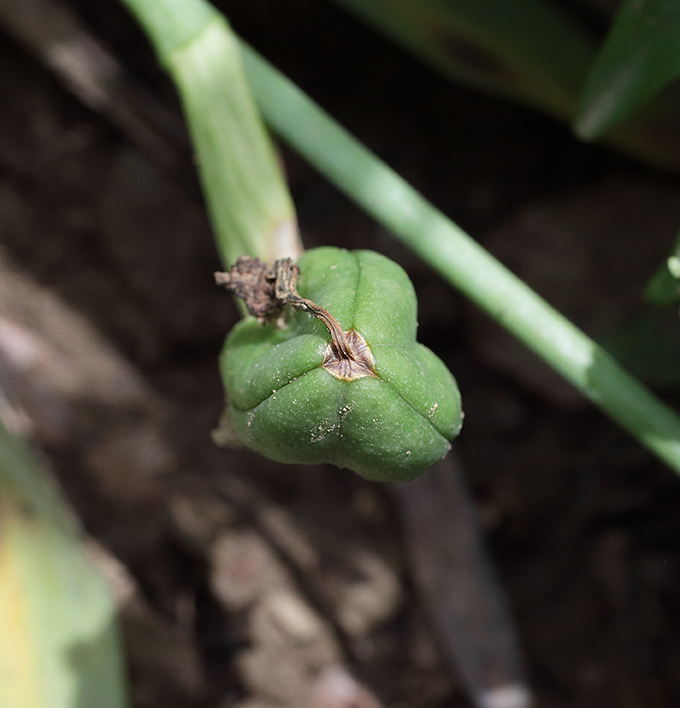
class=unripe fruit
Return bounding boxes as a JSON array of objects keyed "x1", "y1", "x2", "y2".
[{"x1": 220, "y1": 247, "x2": 463, "y2": 482}]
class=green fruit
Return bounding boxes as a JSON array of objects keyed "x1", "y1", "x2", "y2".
[{"x1": 220, "y1": 247, "x2": 463, "y2": 482}]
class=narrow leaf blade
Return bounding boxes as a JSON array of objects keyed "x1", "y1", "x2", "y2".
[
  {"x1": 331, "y1": 0, "x2": 595, "y2": 120},
  {"x1": 576, "y1": 0, "x2": 680, "y2": 138},
  {"x1": 0, "y1": 423, "x2": 128, "y2": 708}
]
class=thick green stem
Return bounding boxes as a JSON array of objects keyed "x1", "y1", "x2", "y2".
[
  {"x1": 120, "y1": 0, "x2": 301, "y2": 265},
  {"x1": 239, "y1": 43, "x2": 680, "y2": 474}
]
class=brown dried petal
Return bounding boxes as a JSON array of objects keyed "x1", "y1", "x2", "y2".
[
  {"x1": 215, "y1": 256, "x2": 283, "y2": 320},
  {"x1": 323, "y1": 329, "x2": 377, "y2": 381}
]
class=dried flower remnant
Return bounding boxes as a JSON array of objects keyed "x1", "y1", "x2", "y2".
[
  {"x1": 215, "y1": 256, "x2": 285, "y2": 320},
  {"x1": 217, "y1": 256, "x2": 377, "y2": 381}
]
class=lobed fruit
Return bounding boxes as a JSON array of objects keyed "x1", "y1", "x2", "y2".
[{"x1": 221, "y1": 247, "x2": 463, "y2": 482}]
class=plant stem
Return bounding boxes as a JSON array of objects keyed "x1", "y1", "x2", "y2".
[
  {"x1": 120, "y1": 0, "x2": 302, "y2": 265},
  {"x1": 239, "y1": 42, "x2": 680, "y2": 474}
]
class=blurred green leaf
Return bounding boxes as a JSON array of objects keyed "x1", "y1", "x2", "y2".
[
  {"x1": 576, "y1": 0, "x2": 680, "y2": 139},
  {"x1": 0, "y1": 423, "x2": 128, "y2": 708},
  {"x1": 645, "y1": 229, "x2": 680, "y2": 307},
  {"x1": 331, "y1": 0, "x2": 680, "y2": 172},
  {"x1": 645, "y1": 258, "x2": 680, "y2": 306},
  {"x1": 331, "y1": 0, "x2": 595, "y2": 120},
  {"x1": 601, "y1": 310, "x2": 680, "y2": 387}
]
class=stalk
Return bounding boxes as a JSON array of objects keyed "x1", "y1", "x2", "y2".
[{"x1": 120, "y1": 0, "x2": 302, "y2": 265}]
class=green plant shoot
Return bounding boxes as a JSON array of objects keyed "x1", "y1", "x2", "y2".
[{"x1": 220, "y1": 247, "x2": 463, "y2": 482}]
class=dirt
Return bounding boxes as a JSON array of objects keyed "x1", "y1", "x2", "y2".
[{"x1": 1, "y1": 1, "x2": 680, "y2": 707}]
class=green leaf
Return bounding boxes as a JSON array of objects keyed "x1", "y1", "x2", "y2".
[
  {"x1": 576, "y1": 0, "x2": 680, "y2": 139},
  {"x1": 601, "y1": 310, "x2": 680, "y2": 387},
  {"x1": 645, "y1": 256, "x2": 680, "y2": 306},
  {"x1": 0, "y1": 423, "x2": 128, "y2": 708},
  {"x1": 221, "y1": 248, "x2": 463, "y2": 482},
  {"x1": 645, "y1": 229, "x2": 680, "y2": 307},
  {"x1": 331, "y1": 0, "x2": 595, "y2": 119}
]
